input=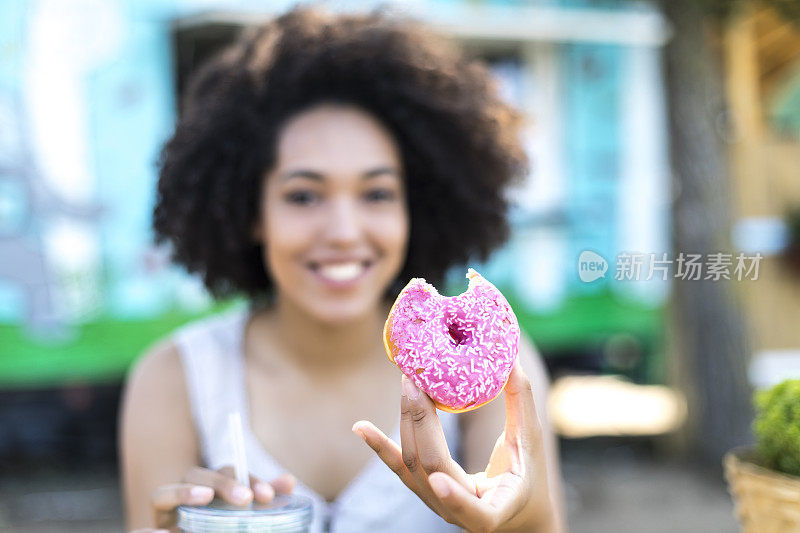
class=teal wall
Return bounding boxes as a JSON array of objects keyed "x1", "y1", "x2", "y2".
[{"x1": 563, "y1": 43, "x2": 623, "y2": 294}]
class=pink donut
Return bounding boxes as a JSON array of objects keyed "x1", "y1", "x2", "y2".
[{"x1": 383, "y1": 268, "x2": 520, "y2": 413}]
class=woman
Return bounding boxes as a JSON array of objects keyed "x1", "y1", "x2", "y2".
[{"x1": 121, "y1": 6, "x2": 565, "y2": 532}]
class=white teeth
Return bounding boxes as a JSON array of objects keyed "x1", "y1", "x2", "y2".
[{"x1": 317, "y1": 262, "x2": 365, "y2": 282}]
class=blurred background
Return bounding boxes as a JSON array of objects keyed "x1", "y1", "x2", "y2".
[{"x1": 2, "y1": 0, "x2": 800, "y2": 531}]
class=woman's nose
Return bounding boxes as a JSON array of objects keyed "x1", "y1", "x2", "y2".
[{"x1": 323, "y1": 196, "x2": 362, "y2": 246}]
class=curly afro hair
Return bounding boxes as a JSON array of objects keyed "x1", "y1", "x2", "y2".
[{"x1": 154, "y1": 6, "x2": 528, "y2": 299}]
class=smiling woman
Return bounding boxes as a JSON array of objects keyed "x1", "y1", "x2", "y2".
[{"x1": 122, "y1": 5, "x2": 564, "y2": 533}]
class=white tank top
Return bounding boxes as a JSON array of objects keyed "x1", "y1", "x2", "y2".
[{"x1": 174, "y1": 307, "x2": 462, "y2": 533}]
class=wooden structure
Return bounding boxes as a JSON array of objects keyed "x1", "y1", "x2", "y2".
[{"x1": 723, "y1": 6, "x2": 800, "y2": 355}]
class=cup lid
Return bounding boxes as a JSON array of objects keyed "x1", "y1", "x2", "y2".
[{"x1": 177, "y1": 494, "x2": 313, "y2": 532}]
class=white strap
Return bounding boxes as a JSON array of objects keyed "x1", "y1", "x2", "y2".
[{"x1": 174, "y1": 310, "x2": 248, "y2": 468}]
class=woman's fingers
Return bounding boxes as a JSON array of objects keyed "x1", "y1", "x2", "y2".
[
  {"x1": 352, "y1": 408, "x2": 454, "y2": 522},
  {"x1": 151, "y1": 483, "x2": 214, "y2": 510},
  {"x1": 399, "y1": 376, "x2": 467, "y2": 523},
  {"x1": 184, "y1": 466, "x2": 253, "y2": 506},
  {"x1": 148, "y1": 469, "x2": 295, "y2": 531},
  {"x1": 151, "y1": 483, "x2": 213, "y2": 528},
  {"x1": 480, "y1": 471, "x2": 527, "y2": 517},
  {"x1": 429, "y1": 471, "x2": 526, "y2": 533},
  {"x1": 352, "y1": 420, "x2": 420, "y2": 493},
  {"x1": 428, "y1": 472, "x2": 493, "y2": 532},
  {"x1": 399, "y1": 376, "x2": 472, "y2": 489},
  {"x1": 354, "y1": 418, "x2": 456, "y2": 520},
  {"x1": 251, "y1": 475, "x2": 275, "y2": 503},
  {"x1": 268, "y1": 473, "x2": 296, "y2": 495},
  {"x1": 217, "y1": 466, "x2": 290, "y2": 504},
  {"x1": 503, "y1": 360, "x2": 542, "y2": 454}
]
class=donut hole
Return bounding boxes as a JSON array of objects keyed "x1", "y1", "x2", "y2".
[{"x1": 447, "y1": 322, "x2": 472, "y2": 346}]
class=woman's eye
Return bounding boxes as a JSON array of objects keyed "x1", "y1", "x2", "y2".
[
  {"x1": 284, "y1": 190, "x2": 318, "y2": 205},
  {"x1": 363, "y1": 189, "x2": 396, "y2": 202}
]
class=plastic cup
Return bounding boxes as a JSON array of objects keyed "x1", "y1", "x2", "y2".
[{"x1": 177, "y1": 494, "x2": 313, "y2": 532}]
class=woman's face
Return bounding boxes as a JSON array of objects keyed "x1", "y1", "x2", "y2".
[{"x1": 257, "y1": 103, "x2": 409, "y2": 324}]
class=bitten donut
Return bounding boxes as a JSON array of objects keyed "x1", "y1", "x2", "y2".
[{"x1": 383, "y1": 268, "x2": 521, "y2": 413}]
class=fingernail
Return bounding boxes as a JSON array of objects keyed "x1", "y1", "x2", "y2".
[
  {"x1": 190, "y1": 485, "x2": 214, "y2": 503},
  {"x1": 429, "y1": 475, "x2": 450, "y2": 498},
  {"x1": 232, "y1": 485, "x2": 253, "y2": 504},
  {"x1": 255, "y1": 482, "x2": 274, "y2": 500},
  {"x1": 402, "y1": 375, "x2": 420, "y2": 400},
  {"x1": 351, "y1": 422, "x2": 367, "y2": 440}
]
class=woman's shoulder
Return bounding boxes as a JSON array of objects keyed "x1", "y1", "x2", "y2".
[
  {"x1": 124, "y1": 336, "x2": 186, "y2": 410},
  {"x1": 120, "y1": 335, "x2": 199, "y2": 507},
  {"x1": 120, "y1": 340, "x2": 194, "y2": 467}
]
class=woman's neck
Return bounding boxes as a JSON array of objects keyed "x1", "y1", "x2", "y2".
[{"x1": 249, "y1": 295, "x2": 391, "y2": 379}]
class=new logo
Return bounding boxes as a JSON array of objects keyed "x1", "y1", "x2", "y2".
[{"x1": 578, "y1": 250, "x2": 608, "y2": 283}]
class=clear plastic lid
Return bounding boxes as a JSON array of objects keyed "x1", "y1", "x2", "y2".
[{"x1": 177, "y1": 494, "x2": 313, "y2": 533}]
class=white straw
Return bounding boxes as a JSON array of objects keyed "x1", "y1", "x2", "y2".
[{"x1": 228, "y1": 411, "x2": 250, "y2": 489}]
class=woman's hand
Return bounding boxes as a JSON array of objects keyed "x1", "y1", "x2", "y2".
[
  {"x1": 130, "y1": 466, "x2": 295, "y2": 532},
  {"x1": 353, "y1": 361, "x2": 557, "y2": 533}
]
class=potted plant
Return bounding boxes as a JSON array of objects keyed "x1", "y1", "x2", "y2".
[{"x1": 724, "y1": 379, "x2": 800, "y2": 531}]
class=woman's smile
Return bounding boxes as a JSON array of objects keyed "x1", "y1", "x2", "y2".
[{"x1": 307, "y1": 258, "x2": 376, "y2": 288}]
